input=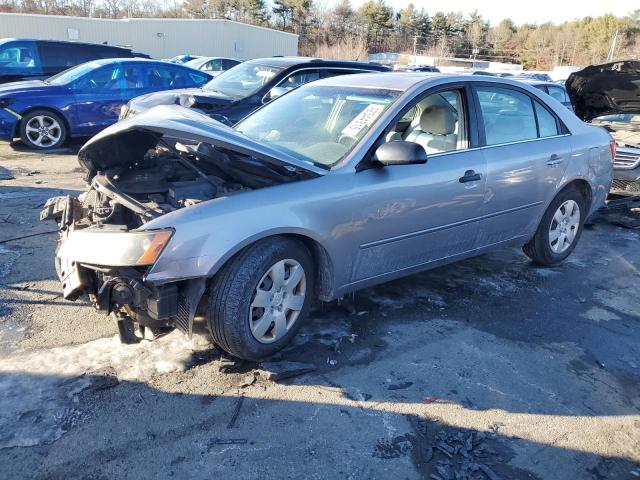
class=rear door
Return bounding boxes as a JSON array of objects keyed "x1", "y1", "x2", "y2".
[
  {"x1": 71, "y1": 63, "x2": 125, "y2": 135},
  {"x1": 37, "y1": 42, "x2": 83, "y2": 77},
  {"x1": 473, "y1": 85, "x2": 571, "y2": 246}
]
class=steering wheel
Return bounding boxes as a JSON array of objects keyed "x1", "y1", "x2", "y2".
[{"x1": 338, "y1": 133, "x2": 358, "y2": 147}]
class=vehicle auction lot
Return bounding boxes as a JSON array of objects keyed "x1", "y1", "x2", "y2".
[{"x1": 0, "y1": 142, "x2": 639, "y2": 479}]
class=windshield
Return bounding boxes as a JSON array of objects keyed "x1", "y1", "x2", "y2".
[
  {"x1": 46, "y1": 62, "x2": 103, "y2": 85},
  {"x1": 203, "y1": 62, "x2": 283, "y2": 98},
  {"x1": 235, "y1": 85, "x2": 401, "y2": 167}
]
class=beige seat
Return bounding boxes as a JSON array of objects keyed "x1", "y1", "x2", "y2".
[{"x1": 405, "y1": 105, "x2": 457, "y2": 154}]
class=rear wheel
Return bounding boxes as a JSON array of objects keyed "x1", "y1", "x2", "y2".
[
  {"x1": 523, "y1": 186, "x2": 586, "y2": 265},
  {"x1": 20, "y1": 110, "x2": 67, "y2": 150},
  {"x1": 206, "y1": 237, "x2": 314, "y2": 361}
]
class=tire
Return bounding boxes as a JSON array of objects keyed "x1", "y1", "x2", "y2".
[
  {"x1": 206, "y1": 237, "x2": 315, "y2": 361},
  {"x1": 20, "y1": 109, "x2": 67, "y2": 150},
  {"x1": 523, "y1": 186, "x2": 586, "y2": 266}
]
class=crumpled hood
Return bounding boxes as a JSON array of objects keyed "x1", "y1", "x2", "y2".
[
  {"x1": 129, "y1": 88, "x2": 235, "y2": 112},
  {"x1": 78, "y1": 104, "x2": 326, "y2": 177},
  {"x1": 566, "y1": 60, "x2": 640, "y2": 122}
]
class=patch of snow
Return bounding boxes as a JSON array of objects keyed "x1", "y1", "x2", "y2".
[
  {"x1": 580, "y1": 306, "x2": 621, "y2": 322},
  {"x1": 0, "y1": 330, "x2": 212, "y2": 449},
  {"x1": 0, "y1": 245, "x2": 20, "y2": 279}
]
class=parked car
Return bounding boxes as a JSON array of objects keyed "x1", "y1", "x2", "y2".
[
  {"x1": 0, "y1": 38, "x2": 149, "y2": 84},
  {"x1": 166, "y1": 54, "x2": 201, "y2": 64},
  {"x1": 42, "y1": 73, "x2": 613, "y2": 360},
  {"x1": 513, "y1": 73, "x2": 553, "y2": 82},
  {"x1": 566, "y1": 60, "x2": 640, "y2": 197},
  {"x1": 120, "y1": 57, "x2": 391, "y2": 125},
  {"x1": 183, "y1": 56, "x2": 241, "y2": 76},
  {"x1": 0, "y1": 58, "x2": 212, "y2": 149},
  {"x1": 514, "y1": 78, "x2": 573, "y2": 109},
  {"x1": 470, "y1": 70, "x2": 497, "y2": 76},
  {"x1": 394, "y1": 65, "x2": 440, "y2": 73}
]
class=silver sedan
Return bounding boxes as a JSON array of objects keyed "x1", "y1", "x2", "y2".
[{"x1": 43, "y1": 73, "x2": 614, "y2": 360}]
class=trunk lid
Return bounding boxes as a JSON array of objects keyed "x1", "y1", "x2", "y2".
[{"x1": 566, "y1": 60, "x2": 640, "y2": 122}]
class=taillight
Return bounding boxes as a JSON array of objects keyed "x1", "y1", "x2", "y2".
[{"x1": 609, "y1": 140, "x2": 616, "y2": 161}]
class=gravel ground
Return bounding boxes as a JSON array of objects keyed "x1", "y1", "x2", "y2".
[{"x1": 0, "y1": 141, "x2": 639, "y2": 480}]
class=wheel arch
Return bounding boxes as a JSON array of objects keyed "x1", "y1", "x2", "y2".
[
  {"x1": 558, "y1": 178, "x2": 593, "y2": 211},
  {"x1": 206, "y1": 230, "x2": 337, "y2": 303}
]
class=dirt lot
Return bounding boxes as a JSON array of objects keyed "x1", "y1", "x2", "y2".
[{"x1": 0, "y1": 141, "x2": 639, "y2": 480}]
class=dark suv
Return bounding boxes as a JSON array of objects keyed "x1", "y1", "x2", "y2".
[
  {"x1": 121, "y1": 56, "x2": 391, "y2": 125},
  {"x1": 0, "y1": 38, "x2": 148, "y2": 84}
]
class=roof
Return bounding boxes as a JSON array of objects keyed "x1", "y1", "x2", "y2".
[
  {"x1": 513, "y1": 78, "x2": 564, "y2": 87},
  {"x1": 0, "y1": 37, "x2": 133, "y2": 51},
  {"x1": 308, "y1": 71, "x2": 554, "y2": 92},
  {"x1": 245, "y1": 56, "x2": 389, "y2": 71},
  {"x1": 74, "y1": 58, "x2": 176, "y2": 67}
]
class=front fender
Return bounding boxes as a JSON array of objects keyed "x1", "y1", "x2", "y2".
[{"x1": 141, "y1": 174, "x2": 355, "y2": 289}]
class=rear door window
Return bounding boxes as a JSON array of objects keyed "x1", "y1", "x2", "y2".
[
  {"x1": 145, "y1": 65, "x2": 208, "y2": 89},
  {"x1": 476, "y1": 87, "x2": 538, "y2": 145},
  {"x1": 38, "y1": 43, "x2": 82, "y2": 70}
]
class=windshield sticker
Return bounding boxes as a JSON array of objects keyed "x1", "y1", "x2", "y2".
[{"x1": 341, "y1": 104, "x2": 385, "y2": 137}]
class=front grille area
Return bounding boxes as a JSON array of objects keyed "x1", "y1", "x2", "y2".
[
  {"x1": 611, "y1": 178, "x2": 640, "y2": 195},
  {"x1": 614, "y1": 147, "x2": 640, "y2": 170}
]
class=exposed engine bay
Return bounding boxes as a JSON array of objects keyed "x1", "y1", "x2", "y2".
[
  {"x1": 74, "y1": 139, "x2": 308, "y2": 229},
  {"x1": 41, "y1": 108, "x2": 319, "y2": 343}
]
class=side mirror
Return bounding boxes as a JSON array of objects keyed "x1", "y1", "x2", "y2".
[
  {"x1": 265, "y1": 86, "x2": 288, "y2": 103},
  {"x1": 373, "y1": 141, "x2": 427, "y2": 166}
]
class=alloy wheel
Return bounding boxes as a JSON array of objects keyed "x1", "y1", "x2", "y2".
[
  {"x1": 549, "y1": 199, "x2": 580, "y2": 254},
  {"x1": 25, "y1": 115, "x2": 62, "y2": 148},
  {"x1": 249, "y1": 259, "x2": 306, "y2": 344}
]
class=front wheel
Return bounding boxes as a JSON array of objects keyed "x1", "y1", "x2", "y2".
[
  {"x1": 206, "y1": 237, "x2": 314, "y2": 361},
  {"x1": 20, "y1": 110, "x2": 67, "y2": 150},
  {"x1": 523, "y1": 186, "x2": 586, "y2": 265}
]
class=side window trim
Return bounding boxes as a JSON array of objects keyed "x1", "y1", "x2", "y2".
[
  {"x1": 470, "y1": 82, "x2": 569, "y2": 148},
  {"x1": 357, "y1": 82, "x2": 476, "y2": 170}
]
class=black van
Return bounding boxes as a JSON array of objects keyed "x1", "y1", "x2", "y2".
[{"x1": 0, "y1": 38, "x2": 149, "y2": 84}]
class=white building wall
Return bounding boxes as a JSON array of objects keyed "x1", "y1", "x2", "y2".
[{"x1": 0, "y1": 13, "x2": 298, "y2": 59}]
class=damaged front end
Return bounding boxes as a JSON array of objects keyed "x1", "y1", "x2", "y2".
[{"x1": 41, "y1": 105, "x2": 319, "y2": 342}]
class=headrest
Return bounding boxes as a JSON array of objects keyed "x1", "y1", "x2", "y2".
[{"x1": 420, "y1": 105, "x2": 456, "y2": 135}]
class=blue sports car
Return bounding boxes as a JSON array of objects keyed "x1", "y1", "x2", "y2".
[{"x1": 0, "y1": 58, "x2": 212, "y2": 149}]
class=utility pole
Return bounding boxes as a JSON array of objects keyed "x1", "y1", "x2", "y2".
[
  {"x1": 607, "y1": 29, "x2": 619, "y2": 62},
  {"x1": 413, "y1": 35, "x2": 418, "y2": 66}
]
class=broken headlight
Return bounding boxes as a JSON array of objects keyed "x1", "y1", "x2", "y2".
[{"x1": 57, "y1": 228, "x2": 174, "y2": 267}]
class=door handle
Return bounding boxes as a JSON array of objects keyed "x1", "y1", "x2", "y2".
[
  {"x1": 546, "y1": 154, "x2": 564, "y2": 167},
  {"x1": 459, "y1": 170, "x2": 481, "y2": 183}
]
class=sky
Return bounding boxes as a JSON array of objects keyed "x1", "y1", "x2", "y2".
[{"x1": 334, "y1": 0, "x2": 638, "y2": 26}]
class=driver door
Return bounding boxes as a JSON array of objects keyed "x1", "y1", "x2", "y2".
[
  {"x1": 347, "y1": 86, "x2": 488, "y2": 283},
  {"x1": 71, "y1": 63, "x2": 125, "y2": 136}
]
